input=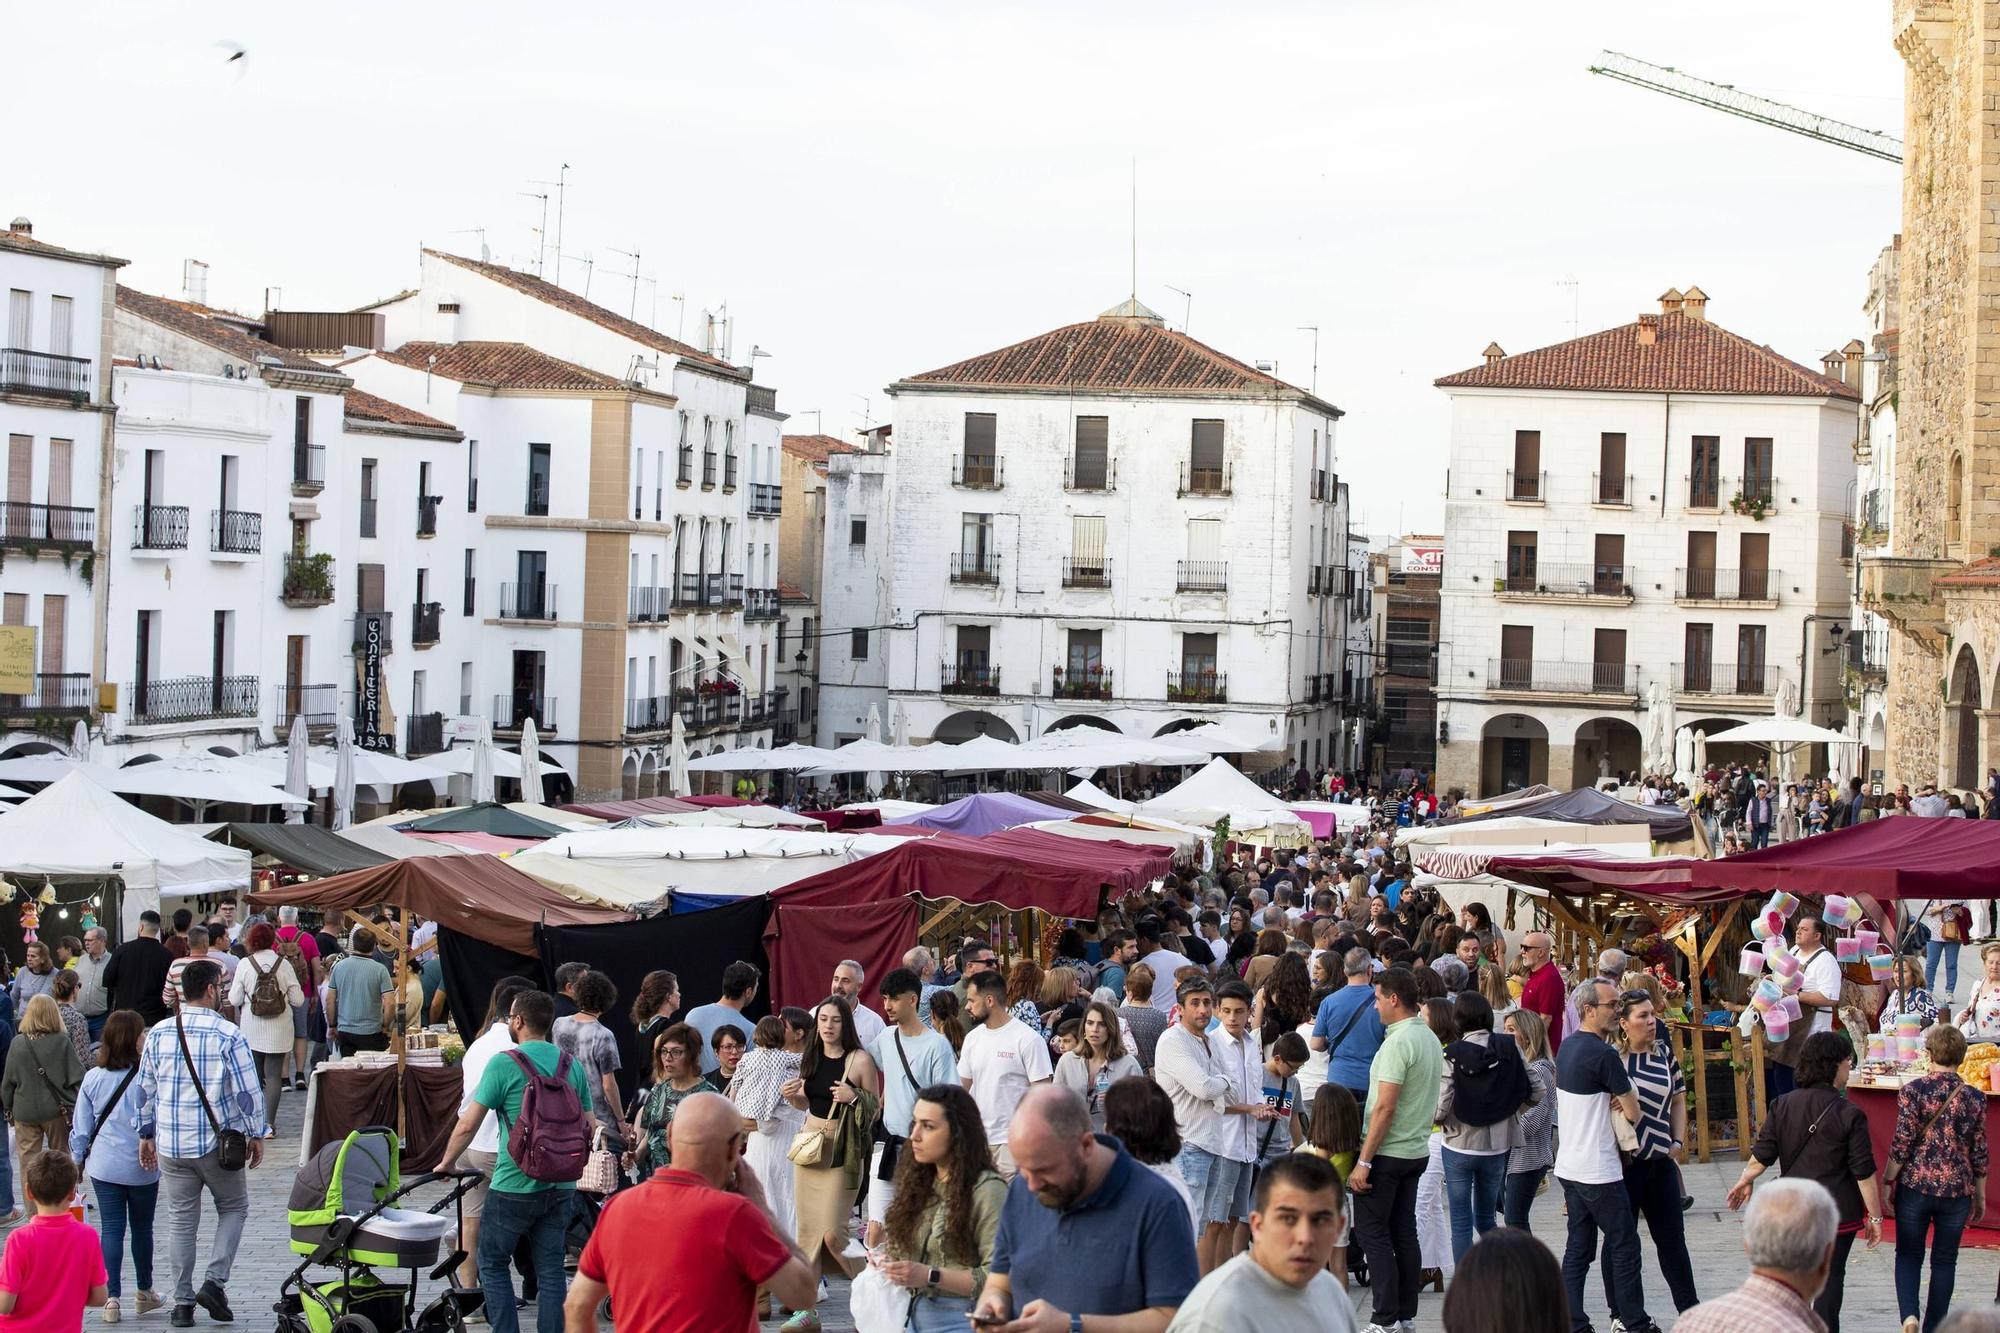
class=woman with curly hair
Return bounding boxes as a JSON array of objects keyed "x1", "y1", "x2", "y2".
[
  {"x1": 1254, "y1": 951, "x2": 1315, "y2": 1051},
  {"x1": 873, "y1": 1083, "x2": 1006, "y2": 1330},
  {"x1": 627, "y1": 969, "x2": 679, "y2": 1089},
  {"x1": 1004, "y1": 960, "x2": 1045, "y2": 1036}
]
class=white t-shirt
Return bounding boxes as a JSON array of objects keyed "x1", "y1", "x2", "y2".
[
  {"x1": 1800, "y1": 945, "x2": 1842, "y2": 1036},
  {"x1": 457, "y1": 1020, "x2": 516, "y2": 1153},
  {"x1": 1553, "y1": 1031, "x2": 1630, "y2": 1186},
  {"x1": 1140, "y1": 948, "x2": 1198, "y2": 1015},
  {"x1": 959, "y1": 1016, "x2": 1053, "y2": 1145},
  {"x1": 1166, "y1": 1251, "x2": 1356, "y2": 1333}
]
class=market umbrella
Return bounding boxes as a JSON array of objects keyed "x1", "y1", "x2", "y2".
[
  {"x1": 332, "y1": 712, "x2": 356, "y2": 832},
  {"x1": 69, "y1": 720, "x2": 89, "y2": 763},
  {"x1": 472, "y1": 720, "x2": 495, "y2": 805},
  {"x1": 284, "y1": 714, "x2": 310, "y2": 825},
  {"x1": 865, "y1": 703, "x2": 884, "y2": 795},
  {"x1": 669, "y1": 712, "x2": 691, "y2": 798},
  {"x1": 520, "y1": 717, "x2": 542, "y2": 805}
]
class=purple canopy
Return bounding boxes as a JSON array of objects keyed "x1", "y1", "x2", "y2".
[{"x1": 883, "y1": 791, "x2": 1056, "y2": 837}]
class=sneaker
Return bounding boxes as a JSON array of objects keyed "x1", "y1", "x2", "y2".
[
  {"x1": 1611, "y1": 1322, "x2": 1628, "y2": 1333},
  {"x1": 101, "y1": 1298, "x2": 120, "y2": 1324},
  {"x1": 169, "y1": 1307, "x2": 194, "y2": 1329},
  {"x1": 1362, "y1": 1324, "x2": 1398, "y2": 1333},
  {"x1": 193, "y1": 1280, "x2": 233, "y2": 1324},
  {"x1": 135, "y1": 1292, "x2": 164, "y2": 1316},
  {"x1": 779, "y1": 1312, "x2": 820, "y2": 1333},
  {"x1": 291, "y1": 1075, "x2": 306, "y2": 1091}
]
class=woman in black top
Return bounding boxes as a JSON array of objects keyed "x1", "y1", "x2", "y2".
[{"x1": 1726, "y1": 1030, "x2": 1883, "y2": 1332}]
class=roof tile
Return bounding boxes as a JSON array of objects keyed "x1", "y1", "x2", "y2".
[
  {"x1": 116, "y1": 285, "x2": 335, "y2": 374},
  {"x1": 378, "y1": 341, "x2": 624, "y2": 392},
  {"x1": 781, "y1": 433, "x2": 860, "y2": 465},
  {"x1": 343, "y1": 387, "x2": 460, "y2": 435}
]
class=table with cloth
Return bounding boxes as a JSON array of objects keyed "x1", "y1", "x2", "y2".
[
  {"x1": 1849, "y1": 1078, "x2": 2000, "y2": 1247},
  {"x1": 300, "y1": 1061, "x2": 465, "y2": 1169}
]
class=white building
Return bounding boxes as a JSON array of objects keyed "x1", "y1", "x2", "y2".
[
  {"x1": 777, "y1": 432, "x2": 862, "y2": 745},
  {"x1": 1342, "y1": 525, "x2": 1374, "y2": 771},
  {"x1": 1849, "y1": 239, "x2": 1898, "y2": 777},
  {"x1": 819, "y1": 298, "x2": 1353, "y2": 769},
  {"x1": 1, "y1": 219, "x2": 122, "y2": 750},
  {"x1": 1432, "y1": 287, "x2": 1860, "y2": 796}
]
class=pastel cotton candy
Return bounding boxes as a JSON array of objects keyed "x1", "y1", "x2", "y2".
[
  {"x1": 1870, "y1": 953, "x2": 1897, "y2": 981},
  {"x1": 1855, "y1": 929, "x2": 1880, "y2": 954},
  {"x1": 1779, "y1": 967, "x2": 1804, "y2": 994},
  {"x1": 1768, "y1": 891, "x2": 1799, "y2": 918},
  {"x1": 1835, "y1": 937, "x2": 1863, "y2": 964},
  {"x1": 1768, "y1": 950, "x2": 1802, "y2": 978},
  {"x1": 1866, "y1": 1035, "x2": 1888, "y2": 1061},
  {"x1": 1762, "y1": 1008, "x2": 1792, "y2": 1042},
  {"x1": 1750, "y1": 913, "x2": 1775, "y2": 942},
  {"x1": 1777, "y1": 995, "x2": 1802, "y2": 1022},
  {"x1": 1823, "y1": 895, "x2": 1854, "y2": 927},
  {"x1": 1738, "y1": 945, "x2": 1766, "y2": 976}
]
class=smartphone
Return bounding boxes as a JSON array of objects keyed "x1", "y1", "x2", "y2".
[{"x1": 968, "y1": 1315, "x2": 1006, "y2": 1327}]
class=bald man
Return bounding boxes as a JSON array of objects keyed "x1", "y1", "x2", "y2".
[
  {"x1": 565, "y1": 1093, "x2": 817, "y2": 1331},
  {"x1": 1517, "y1": 931, "x2": 1568, "y2": 1051}
]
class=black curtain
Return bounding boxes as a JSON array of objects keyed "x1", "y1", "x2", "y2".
[
  {"x1": 437, "y1": 926, "x2": 544, "y2": 1041},
  {"x1": 538, "y1": 897, "x2": 771, "y2": 1107}
]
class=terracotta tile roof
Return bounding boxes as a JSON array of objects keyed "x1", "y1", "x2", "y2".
[
  {"x1": 343, "y1": 387, "x2": 460, "y2": 435},
  {"x1": 1936, "y1": 557, "x2": 2000, "y2": 589},
  {"x1": 898, "y1": 307, "x2": 1337, "y2": 411},
  {"x1": 377, "y1": 341, "x2": 624, "y2": 392},
  {"x1": 1434, "y1": 309, "x2": 1858, "y2": 400},
  {"x1": 781, "y1": 433, "x2": 860, "y2": 465},
  {"x1": 422, "y1": 250, "x2": 743, "y2": 377},
  {"x1": 777, "y1": 579, "x2": 812, "y2": 601},
  {"x1": 115, "y1": 285, "x2": 336, "y2": 374},
  {"x1": 0, "y1": 226, "x2": 126, "y2": 269}
]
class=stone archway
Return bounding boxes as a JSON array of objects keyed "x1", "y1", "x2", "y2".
[
  {"x1": 933, "y1": 710, "x2": 1020, "y2": 743},
  {"x1": 639, "y1": 752, "x2": 659, "y2": 798},
  {"x1": 1479, "y1": 714, "x2": 1549, "y2": 795},
  {"x1": 1571, "y1": 717, "x2": 1644, "y2": 787},
  {"x1": 621, "y1": 755, "x2": 639, "y2": 801},
  {"x1": 1947, "y1": 644, "x2": 1983, "y2": 790},
  {"x1": 1047, "y1": 715, "x2": 1120, "y2": 734}
]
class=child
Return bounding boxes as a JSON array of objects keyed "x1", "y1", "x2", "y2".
[
  {"x1": 0, "y1": 1149, "x2": 106, "y2": 1329},
  {"x1": 1298, "y1": 1083, "x2": 1362, "y2": 1288},
  {"x1": 1052, "y1": 1017, "x2": 1081, "y2": 1059}
]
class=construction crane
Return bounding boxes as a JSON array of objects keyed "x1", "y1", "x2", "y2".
[{"x1": 1589, "y1": 50, "x2": 1902, "y2": 163}]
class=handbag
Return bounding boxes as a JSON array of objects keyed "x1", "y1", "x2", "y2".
[
  {"x1": 174, "y1": 1008, "x2": 248, "y2": 1171},
  {"x1": 579, "y1": 1125, "x2": 621, "y2": 1195},
  {"x1": 788, "y1": 1103, "x2": 847, "y2": 1167}
]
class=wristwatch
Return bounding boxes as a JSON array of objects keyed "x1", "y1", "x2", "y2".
[
  {"x1": 926, "y1": 1267, "x2": 940, "y2": 1295},
  {"x1": 1071, "y1": 1315, "x2": 1084, "y2": 1333}
]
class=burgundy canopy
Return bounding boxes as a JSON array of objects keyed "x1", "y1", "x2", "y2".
[
  {"x1": 1479, "y1": 850, "x2": 1716, "y2": 905},
  {"x1": 559, "y1": 795, "x2": 704, "y2": 820},
  {"x1": 772, "y1": 830, "x2": 1163, "y2": 919}
]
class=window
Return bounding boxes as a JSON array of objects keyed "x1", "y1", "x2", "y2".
[
  {"x1": 1743, "y1": 437, "x2": 1774, "y2": 501},
  {"x1": 6, "y1": 290, "x2": 28, "y2": 349},
  {"x1": 359, "y1": 460, "x2": 377, "y2": 538},
  {"x1": 1690, "y1": 435, "x2": 1720, "y2": 508},
  {"x1": 1597, "y1": 433, "x2": 1626, "y2": 502},
  {"x1": 849, "y1": 518, "x2": 867, "y2": 546},
  {"x1": 1739, "y1": 532, "x2": 1770, "y2": 600},
  {"x1": 1737, "y1": 625, "x2": 1768, "y2": 693},
  {"x1": 1187, "y1": 420, "x2": 1225, "y2": 493},
  {"x1": 39, "y1": 594, "x2": 64, "y2": 675},
  {"x1": 1593, "y1": 534, "x2": 1625, "y2": 593},
  {"x1": 1592, "y1": 628, "x2": 1626, "y2": 692},
  {"x1": 47, "y1": 296, "x2": 71, "y2": 358},
  {"x1": 5, "y1": 434, "x2": 28, "y2": 506},
  {"x1": 851, "y1": 628, "x2": 870, "y2": 660},
  {"x1": 459, "y1": 662, "x2": 473, "y2": 717},
  {"x1": 44, "y1": 438, "x2": 69, "y2": 509},
  {"x1": 1684, "y1": 623, "x2": 1714, "y2": 691},
  {"x1": 1386, "y1": 617, "x2": 1429, "y2": 642},
  {"x1": 961, "y1": 413, "x2": 998, "y2": 486},
  {"x1": 294, "y1": 397, "x2": 312, "y2": 447},
  {"x1": 1066, "y1": 628, "x2": 1103, "y2": 676},
  {"x1": 466, "y1": 439, "x2": 479, "y2": 512},
  {"x1": 956, "y1": 625, "x2": 991, "y2": 671},
  {"x1": 1504, "y1": 530, "x2": 1538, "y2": 590},
  {"x1": 526, "y1": 443, "x2": 551, "y2": 516},
  {"x1": 462, "y1": 549, "x2": 476, "y2": 616},
  {"x1": 1071, "y1": 416, "x2": 1108, "y2": 489},
  {"x1": 1684, "y1": 530, "x2": 1716, "y2": 598},
  {"x1": 633, "y1": 447, "x2": 644, "y2": 518},
  {"x1": 1180, "y1": 631, "x2": 1218, "y2": 678},
  {"x1": 1499, "y1": 625, "x2": 1533, "y2": 687},
  {"x1": 677, "y1": 413, "x2": 693, "y2": 484},
  {"x1": 1070, "y1": 514, "x2": 1107, "y2": 582},
  {"x1": 1950, "y1": 453, "x2": 1966, "y2": 547},
  {"x1": 1510, "y1": 431, "x2": 1540, "y2": 499}
]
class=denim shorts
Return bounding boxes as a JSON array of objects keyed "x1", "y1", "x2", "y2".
[{"x1": 1177, "y1": 1144, "x2": 1251, "y2": 1225}]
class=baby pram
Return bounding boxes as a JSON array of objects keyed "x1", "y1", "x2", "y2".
[{"x1": 275, "y1": 1127, "x2": 484, "y2": 1333}]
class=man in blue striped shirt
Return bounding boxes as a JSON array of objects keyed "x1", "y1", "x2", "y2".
[{"x1": 135, "y1": 960, "x2": 264, "y2": 1328}]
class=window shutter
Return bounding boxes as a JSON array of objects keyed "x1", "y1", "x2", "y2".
[
  {"x1": 39, "y1": 596, "x2": 63, "y2": 675},
  {"x1": 1071, "y1": 515, "x2": 1106, "y2": 565},
  {"x1": 48, "y1": 297, "x2": 72, "y2": 358},
  {"x1": 1187, "y1": 518, "x2": 1222, "y2": 562},
  {"x1": 6, "y1": 435, "x2": 30, "y2": 504}
]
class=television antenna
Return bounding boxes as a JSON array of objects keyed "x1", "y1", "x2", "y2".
[
  {"x1": 518, "y1": 191, "x2": 549, "y2": 275},
  {"x1": 448, "y1": 228, "x2": 489, "y2": 263},
  {"x1": 608, "y1": 247, "x2": 644, "y2": 319},
  {"x1": 1166, "y1": 285, "x2": 1192, "y2": 334}
]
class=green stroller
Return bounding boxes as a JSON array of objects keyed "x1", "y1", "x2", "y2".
[{"x1": 274, "y1": 1127, "x2": 484, "y2": 1333}]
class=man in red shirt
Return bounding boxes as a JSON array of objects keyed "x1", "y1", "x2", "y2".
[
  {"x1": 1517, "y1": 931, "x2": 1568, "y2": 1051},
  {"x1": 564, "y1": 1092, "x2": 817, "y2": 1332}
]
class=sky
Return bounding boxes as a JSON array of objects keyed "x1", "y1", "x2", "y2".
[{"x1": 8, "y1": 1, "x2": 1904, "y2": 537}]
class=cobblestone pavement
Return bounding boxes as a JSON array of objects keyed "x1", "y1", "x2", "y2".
[{"x1": 110, "y1": 1085, "x2": 1987, "y2": 1333}]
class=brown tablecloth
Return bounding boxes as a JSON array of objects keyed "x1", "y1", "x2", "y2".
[{"x1": 306, "y1": 1065, "x2": 464, "y2": 1171}]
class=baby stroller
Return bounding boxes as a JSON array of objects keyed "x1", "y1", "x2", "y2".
[{"x1": 275, "y1": 1127, "x2": 484, "y2": 1333}]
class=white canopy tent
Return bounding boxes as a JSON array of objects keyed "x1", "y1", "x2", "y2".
[
  {"x1": 1138, "y1": 758, "x2": 1312, "y2": 846},
  {"x1": 686, "y1": 743, "x2": 838, "y2": 773},
  {"x1": 1707, "y1": 716, "x2": 1859, "y2": 746},
  {"x1": 530, "y1": 826, "x2": 908, "y2": 896},
  {"x1": 1065, "y1": 780, "x2": 1136, "y2": 813},
  {"x1": 424, "y1": 746, "x2": 569, "y2": 782},
  {"x1": 0, "y1": 772, "x2": 252, "y2": 934},
  {"x1": 1024, "y1": 815, "x2": 1204, "y2": 859},
  {"x1": 0, "y1": 756, "x2": 307, "y2": 810},
  {"x1": 1290, "y1": 800, "x2": 1375, "y2": 831},
  {"x1": 631, "y1": 805, "x2": 826, "y2": 830}
]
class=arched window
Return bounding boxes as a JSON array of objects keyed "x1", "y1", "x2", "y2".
[{"x1": 1949, "y1": 453, "x2": 1965, "y2": 547}]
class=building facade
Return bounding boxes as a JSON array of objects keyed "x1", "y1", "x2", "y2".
[
  {"x1": 1433, "y1": 289, "x2": 1859, "y2": 797},
  {"x1": 1372, "y1": 534, "x2": 1442, "y2": 780},
  {"x1": 1848, "y1": 238, "x2": 1898, "y2": 779},
  {"x1": 819, "y1": 298, "x2": 1354, "y2": 765}
]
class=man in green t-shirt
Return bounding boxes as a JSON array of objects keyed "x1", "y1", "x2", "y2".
[
  {"x1": 433, "y1": 989, "x2": 592, "y2": 1333},
  {"x1": 1347, "y1": 966, "x2": 1443, "y2": 1333}
]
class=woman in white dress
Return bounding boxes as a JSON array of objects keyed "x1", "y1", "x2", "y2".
[{"x1": 728, "y1": 1014, "x2": 804, "y2": 1239}]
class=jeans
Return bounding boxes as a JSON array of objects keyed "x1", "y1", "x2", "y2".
[
  {"x1": 1895, "y1": 1187, "x2": 1973, "y2": 1332},
  {"x1": 909, "y1": 1293, "x2": 974, "y2": 1331},
  {"x1": 1818, "y1": 1230, "x2": 1857, "y2": 1333},
  {"x1": 1750, "y1": 822, "x2": 1772, "y2": 849},
  {"x1": 1927, "y1": 939, "x2": 1962, "y2": 998},
  {"x1": 86, "y1": 1012, "x2": 106, "y2": 1042},
  {"x1": 1442, "y1": 1147, "x2": 1508, "y2": 1261},
  {"x1": 93, "y1": 1177, "x2": 159, "y2": 1298},
  {"x1": 1504, "y1": 1166, "x2": 1548, "y2": 1231},
  {"x1": 1352, "y1": 1152, "x2": 1427, "y2": 1327},
  {"x1": 478, "y1": 1188, "x2": 569, "y2": 1333},
  {"x1": 253, "y1": 1051, "x2": 287, "y2": 1132},
  {"x1": 1606, "y1": 1156, "x2": 1698, "y2": 1315},
  {"x1": 159, "y1": 1149, "x2": 249, "y2": 1304},
  {"x1": 1560, "y1": 1176, "x2": 1650, "y2": 1333}
]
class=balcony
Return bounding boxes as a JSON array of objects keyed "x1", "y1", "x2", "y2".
[
  {"x1": 1178, "y1": 462, "x2": 1231, "y2": 498},
  {"x1": 1671, "y1": 662, "x2": 1780, "y2": 698},
  {"x1": 952, "y1": 454, "x2": 1004, "y2": 489},
  {"x1": 1064, "y1": 457, "x2": 1115, "y2": 491},
  {"x1": 1485, "y1": 659, "x2": 1637, "y2": 697},
  {"x1": 1312, "y1": 468, "x2": 1334, "y2": 501},
  {"x1": 704, "y1": 571, "x2": 725, "y2": 605},
  {"x1": 0, "y1": 673, "x2": 93, "y2": 719},
  {"x1": 675, "y1": 572, "x2": 703, "y2": 608},
  {"x1": 1736, "y1": 474, "x2": 1777, "y2": 506},
  {"x1": 412, "y1": 601, "x2": 442, "y2": 647},
  {"x1": 209, "y1": 509, "x2": 260, "y2": 555},
  {"x1": 499, "y1": 583, "x2": 557, "y2": 621},
  {"x1": 1675, "y1": 567, "x2": 1779, "y2": 605},
  {"x1": 1492, "y1": 561, "x2": 1634, "y2": 602},
  {"x1": 1166, "y1": 670, "x2": 1226, "y2": 704},
  {"x1": 0, "y1": 348, "x2": 90, "y2": 403},
  {"x1": 1848, "y1": 629, "x2": 1889, "y2": 680},
  {"x1": 1687, "y1": 474, "x2": 1722, "y2": 510},
  {"x1": 1306, "y1": 675, "x2": 1321, "y2": 705},
  {"x1": 351, "y1": 611, "x2": 393, "y2": 654},
  {"x1": 406, "y1": 711, "x2": 445, "y2": 756},
  {"x1": 130, "y1": 674, "x2": 259, "y2": 723},
  {"x1": 280, "y1": 552, "x2": 335, "y2": 606},
  {"x1": 493, "y1": 694, "x2": 557, "y2": 732},
  {"x1": 1593, "y1": 472, "x2": 1633, "y2": 507},
  {"x1": 940, "y1": 663, "x2": 1002, "y2": 696},
  {"x1": 1176, "y1": 560, "x2": 1227, "y2": 593},
  {"x1": 725, "y1": 573, "x2": 745, "y2": 607},
  {"x1": 1860, "y1": 555, "x2": 1958, "y2": 645},
  {"x1": 950, "y1": 551, "x2": 1001, "y2": 584},
  {"x1": 630, "y1": 585, "x2": 672, "y2": 622},
  {"x1": 274, "y1": 683, "x2": 338, "y2": 733},
  {"x1": 132, "y1": 505, "x2": 188, "y2": 551},
  {"x1": 749, "y1": 483, "x2": 782, "y2": 516},
  {"x1": 625, "y1": 695, "x2": 674, "y2": 732},
  {"x1": 1308, "y1": 567, "x2": 1320, "y2": 595},
  {"x1": 1052, "y1": 665, "x2": 1113, "y2": 701},
  {"x1": 1505, "y1": 469, "x2": 1545, "y2": 503},
  {"x1": 1061, "y1": 557, "x2": 1111, "y2": 589},
  {"x1": 748, "y1": 689, "x2": 773, "y2": 723},
  {"x1": 292, "y1": 443, "x2": 325, "y2": 495},
  {"x1": 745, "y1": 588, "x2": 780, "y2": 620},
  {"x1": 417, "y1": 494, "x2": 441, "y2": 537},
  {"x1": 0, "y1": 502, "x2": 93, "y2": 551}
]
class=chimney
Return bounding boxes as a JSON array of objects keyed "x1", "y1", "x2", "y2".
[
  {"x1": 1637, "y1": 314, "x2": 1659, "y2": 347},
  {"x1": 1843, "y1": 337, "x2": 1866, "y2": 386},
  {"x1": 6, "y1": 217, "x2": 30, "y2": 237},
  {"x1": 434, "y1": 298, "x2": 460, "y2": 346},
  {"x1": 1482, "y1": 342, "x2": 1506, "y2": 365},
  {"x1": 1821, "y1": 350, "x2": 1846, "y2": 381},
  {"x1": 1659, "y1": 287, "x2": 1684, "y2": 314},
  {"x1": 1681, "y1": 285, "x2": 1709, "y2": 321},
  {"x1": 182, "y1": 259, "x2": 209, "y2": 307}
]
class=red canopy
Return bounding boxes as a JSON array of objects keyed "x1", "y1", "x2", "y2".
[
  {"x1": 773, "y1": 830, "x2": 1165, "y2": 918},
  {"x1": 762, "y1": 899, "x2": 921, "y2": 1010},
  {"x1": 1480, "y1": 850, "x2": 1717, "y2": 905},
  {"x1": 559, "y1": 796, "x2": 704, "y2": 820}
]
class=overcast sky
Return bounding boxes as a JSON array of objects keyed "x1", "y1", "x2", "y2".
[{"x1": 11, "y1": 1, "x2": 1902, "y2": 536}]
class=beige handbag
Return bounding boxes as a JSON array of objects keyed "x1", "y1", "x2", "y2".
[
  {"x1": 579, "y1": 1125, "x2": 621, "y2": 1195},
  {"x1": 787, "y1": 1106, "x2": 846, "y2": 1166}
]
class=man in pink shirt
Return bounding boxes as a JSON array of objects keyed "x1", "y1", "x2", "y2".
[{"x1": 1516, "y1": 932, "x2": 1567, "y2": 1051}]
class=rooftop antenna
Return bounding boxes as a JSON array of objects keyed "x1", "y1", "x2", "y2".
[
  {"x1": 1556, "y1": 276, "x2": 1579, "y2": 336},
  {"x1": 796, "y1": 409, "x2": 823, "y2": 434},
  {"x1": 852, "y1": 393, "x2": 872, "y2": 430},
  {"x1": 669, "y1": 292, "x2": 686, "y2": 341},
  {"x1": 529, "y1": 166, "x2": 568, "y2": 278},
  {"x1": 1129, "y1": 156, "x2": 1137, "y2": 302},
  {"x1": 1297, "y1": 325, "x2": 1319, "y2": 394},
  {"x1": 576, "y1": 252, "x2": 595, "y2": 302},
  {"x1": 518, "y1": 191, "x2": 549, "y2": 275},
  {"x1": 448, "y1": 228, "x2": 489, "y2": 263},
  {"x1": 1166, "y1": 284, "x2": 1192, "y2": 334},
  {"x1": 608, "y1": 246, "x2": 643, "y2": 318}
]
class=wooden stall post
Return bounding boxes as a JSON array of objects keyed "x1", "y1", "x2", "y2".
[{"x1": 394, "y1": 910, "x2": 409, "y2": 1139}]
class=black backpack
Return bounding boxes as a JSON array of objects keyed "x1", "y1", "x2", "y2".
[{"x1": 1446, "y1": 1032, "x2": 1530, "y2": 1127}]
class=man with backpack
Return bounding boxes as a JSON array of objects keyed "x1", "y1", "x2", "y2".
[
  {"x1": 1437, "y1": 990, "x2": 1526, "y2": 1261},
  {"x1": 431, "y1": 988, "x2": 594, "y2": 1333}
]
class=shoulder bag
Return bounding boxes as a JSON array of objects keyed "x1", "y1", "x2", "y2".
[
  {"x1": 79, "y1": 1066, "x2": 141, "y2": 1171},
  {"x1": 874, "y1": 1031, "x2": 922, "y2": 1183},
  {"x1": 787, "y1": 1052, "x2": 854, "y2": 1168},
  {"x1": 175, "y1": 1008, "x2": 248, "y2": 1171},
  {"x1": 1883, "y1": 1081, "x2": 1956, "y2": 1206}
]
